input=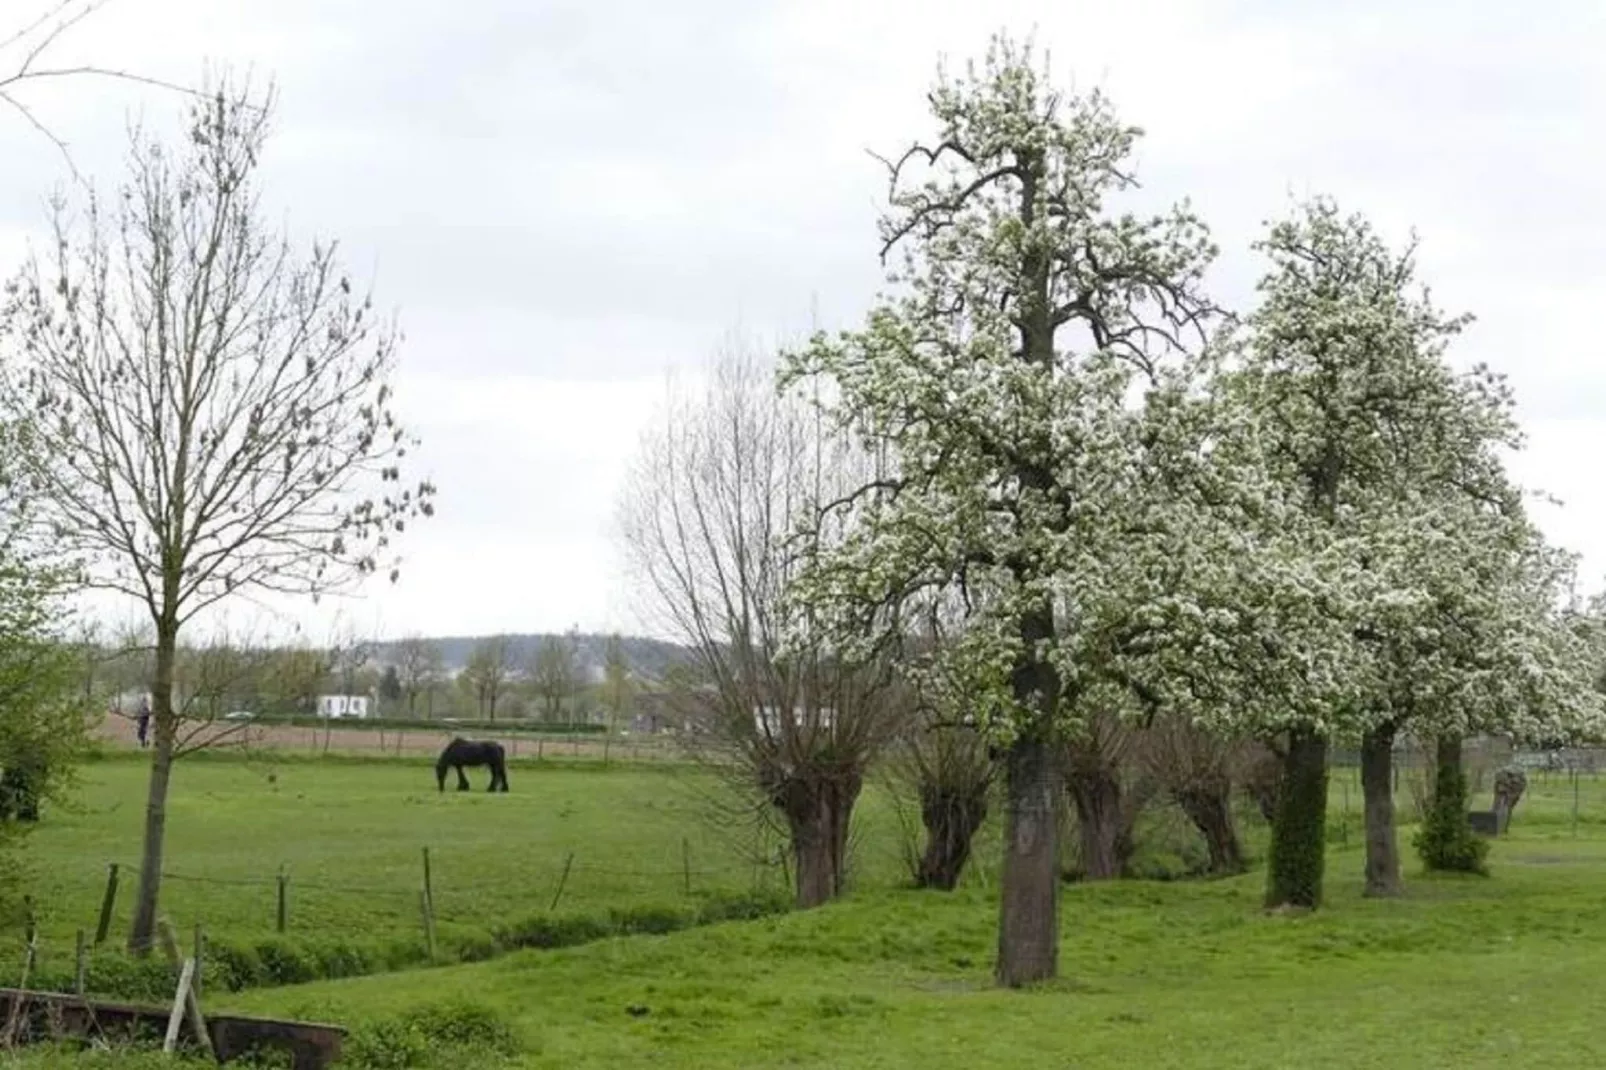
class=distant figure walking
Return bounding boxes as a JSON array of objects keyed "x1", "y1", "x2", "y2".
[
  {"x1": 136, "y1": 696, "x2": 151, "y2": 749},
  {"x1": 435, "y1": 738, "x2": 509, "y2": 793}
]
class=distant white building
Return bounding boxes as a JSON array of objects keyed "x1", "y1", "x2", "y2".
[
  {"x1": 753, "y1": 706, "x2": 836, "y2": 736},
  {"x1": 317, "y1": 694, "x2": 370, "y2": 719}
]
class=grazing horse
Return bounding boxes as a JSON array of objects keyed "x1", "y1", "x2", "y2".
[{"x1": 436, "y1": 737, "x2": 509, "y2": 793}]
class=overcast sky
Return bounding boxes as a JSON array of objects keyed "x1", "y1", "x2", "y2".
[{"x1": 2, "y1": 0, "x2": 1603, "y2": 644}]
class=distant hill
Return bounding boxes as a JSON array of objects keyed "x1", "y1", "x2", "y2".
[{"x1": 373, "y1": 633, "x2": 694, "y2": 682}]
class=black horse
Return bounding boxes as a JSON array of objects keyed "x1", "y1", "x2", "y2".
[{"x1": 436, "y1": 737, "x2": 508, "y2": 793}]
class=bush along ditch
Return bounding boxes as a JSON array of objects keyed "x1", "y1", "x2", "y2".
[
  {"x1": 341, "y1": 999, "x2": 527, "y2": 1070},
  {"x1": 23, "y1": 889, "x2": 794, "y2": 1002}
]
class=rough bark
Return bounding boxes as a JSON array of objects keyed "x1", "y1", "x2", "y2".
[
  {"x1": 775, "y1": 771, "x2": 863, "y2": 908},
  {"x1": 916, "y1": 784, "x2": 988, "y2": 890},
  {"x1": 1265, "y1": 727, "x2": 1329, "y2": 910},
  {"x1": 1360, "y1": 722, "x2": 1401, "y2": 897},
  {"x1": 128, "y1": 620, "x2": 178, "y2": 955},
  {"x1": 1242, "y1": 748, "x2": 1282, "y2": 824},
  {"x1": 1066, "y1": 766, "x2": 1131, "y2": 881},
  {"x1": 996, "y1": 729, "x2": 1060, "y2": 987},
  {"x1": 1174, "y1": 779, "x2": 1246, "y2": 876}
]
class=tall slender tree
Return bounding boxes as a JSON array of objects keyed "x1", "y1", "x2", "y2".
[{"x1": 0, "y1": 81, "x2": 433, "y2": 953}]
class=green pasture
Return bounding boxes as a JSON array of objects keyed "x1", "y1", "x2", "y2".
[
  {"x1": 5, "y1": 751, "x2": 1606, "y2": 1067},
  {"x1": 199, "y1": 840, "x2": 1606, "y2": 1070},
  {"x1": 15, "y1": 753, "x2": 846, "y2": 954}
]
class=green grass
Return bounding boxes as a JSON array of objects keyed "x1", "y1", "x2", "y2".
[
  {"x1": 12, "y1": 751, "x2": 916, "y2": 965},
  {"x1": 198, "y1": 834, "x2": 1606, "y2": 1069},
  {"x1": 8, "y1": 751, "x2": 1606, "y2": 1067}
]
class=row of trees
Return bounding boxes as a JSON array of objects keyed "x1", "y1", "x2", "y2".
[
  {"x1": 70, "y1": 627, "x2": 637, "y2": 727},
  {"x1": 456, "y1": 631, "x2": 633, "y2": 724},
  {"x1": 623, "y1": 35, "x2": 1606, "y2": 987}
]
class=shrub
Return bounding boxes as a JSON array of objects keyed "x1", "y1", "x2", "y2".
[
  {"x1": 343, "y1": 1000, "x2": 523, "y2": 1069},
  {"x1": 609, "y1": 904, "x2": 690, "y2": 935},
  {"x1": 341, "y1": 1017, "x2": 431, "y2": 1070},
  {"x1": 694, "y1": 888, "x2": 792, "y2": 924},
  {"x1": 493, "y1": 912, "x2": 611, "y2": 951},
  {"x1": 1414, "y1": 761, "x2": 1490, "y2": 875}
]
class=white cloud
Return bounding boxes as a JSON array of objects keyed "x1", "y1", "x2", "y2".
[{"x1": 6, "y1": 0, "x2": 1606, "y2": 639}]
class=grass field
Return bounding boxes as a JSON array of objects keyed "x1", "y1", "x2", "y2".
[
  {"x1": 203, "y1": 843, "x2": 1606, "y2": 1069},
  {"x1": 7, "y1": 750, "x2": 1606, "y2": 1067},
  {"x1": 16, "y1": 753, "x2": 859, "y2": 953}
]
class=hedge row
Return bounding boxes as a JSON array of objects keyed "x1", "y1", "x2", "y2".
[{"x1": 27, "y1": 889, "x2": 793, "y2": 1004}]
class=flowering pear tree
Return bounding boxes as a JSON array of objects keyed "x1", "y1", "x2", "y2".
[
  {"x1": 1223, "y1": 199, "x2": 1597, "y2": 902},
  {"x1": 1401, "y1": 524, "x2": 1600, "y2": 874},
  {"x1": 780, "y1": 36, "x2": 1226, "y2": 985}
]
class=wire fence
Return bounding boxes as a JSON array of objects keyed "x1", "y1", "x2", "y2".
[{"x1": 65, "y1": 840, "x2": 786, "y2": 951}]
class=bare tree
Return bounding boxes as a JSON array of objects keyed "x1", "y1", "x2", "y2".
[
  {"x1": 1, "y1": 1, "x2": 192, "y2": 169},
  {"x1": 600, "y1": 633, "x2": 632, "y2": 723},
  {"x1": 529, "y1": 634, "x2": 577, "y2": 723},
  {"x1": 883, "y1": 594, "x2": 995, "y2": 891},
  {"x1": 0, "y1": 81, "x2": 433, "y2": 953},
  {"x1": 1061, "y1": 713, "x2": 1154, "y2": 881},
  {"x1": 1138, "y1": 717, "x2": 1255, "y2": 876},
  {"x1": 620, "y1": 340, "x2": 911, "y2": 908},
  {"x1": 462, "y1": 635, "x2": 514, "y2": 721},
  {"x1": 322, "y1": 627, "x2": 375, "y2": 747},
  {"x1": 260, "y1": 644, "x2": 327, "y2": 718},
  {"x1": 394, "y1": 635, "x2": 443, "y2": 717},
  {"x1": 170, "y1": 626, "x2": 276, "y2": 753},
  {"x1": 889, "y1": 708, "x2": 994, "y2": 891}
]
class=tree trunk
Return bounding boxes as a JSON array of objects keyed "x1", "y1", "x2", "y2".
[
  {"x1": 128, "y1": 623, "x2": 179, "y2": 955},
  {"x1": 1415, "y1": 734, "x2": 1488, "y2": 874},
  {"x1": 1361, "y1": 722, "x2": 1401, "y2": 897},
  {"x1": 995, "y1": 593, "x2": 1062, "y2": 987},
  {"x1": 1242, "y1": 749, "x2": 1281, "y2": 825},
  {"x1": 916, "y1": 785, "x2": 988, "y2": 890},
  {"x1": 996, "y1": 730, "x2": 1060, "y2": 986},
  {"x1": 1066, "y1": 765, "x2": 1128, "y2": 881},
  {"x1": 776, "y1": 771, "x2": 862, "y2": 908},
  {"x1": 1434, "y1": 736, "x2": 1462, "y2": 806},
  {"x1": 1174, "y1": 779, "x2": 1245, "y2": 876},
  {"x1": 1264, "y1": 727, "x2": 1328, "y2": 910}
]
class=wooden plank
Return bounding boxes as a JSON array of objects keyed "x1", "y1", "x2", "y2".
[
  {"x1": 163, "y1": 959, "x2": 193, "y2": 1053},
  {"x1": 0, "y1": 986, "x2": 345, "y2": 1067},
  {"x1": 157, "y1": 919, "x2": 215, "y2": 1060}
]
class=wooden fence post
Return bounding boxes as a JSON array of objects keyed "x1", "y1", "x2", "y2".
[
  {"x1": 276, "y1": 866, "x2": 289, "y2": 933},
  {"x1": 94, "y1": 863, "x2": 119, "y2": 945},
  {"x1": 419, "y1": 889, "x2": 437, "y2": 963},
  {"x1": 193, "y1": 922, "x2": 204, "y2": 1000},
  {"x1": 549, "y1": 853, "x2": 575, "y2": 912},
  {"x1": 22, "y1": 899, "x2": 37, "y2": 978}
]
